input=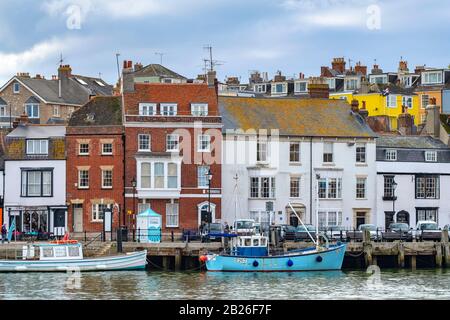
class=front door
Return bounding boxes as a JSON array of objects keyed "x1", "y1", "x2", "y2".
[
  {"x1": 396, "y1": 210, "x2": 410, "y2": 225},
  {"x1": 356, "y1": 212, "x2": 367, "y2": 229},
  {"x1": 385, "y1": 212, "x2": 395, "y2": 230},
  {"x1": 73, "y1": 205, "x2": 83, "y2": 232},
  {"x1": 54, "y1": 209, "x2": 66, "y2": 228}
]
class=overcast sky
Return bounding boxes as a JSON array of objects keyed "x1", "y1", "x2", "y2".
[{"x1": 0, "y1": 0, "x2": 449, "y2": 85}]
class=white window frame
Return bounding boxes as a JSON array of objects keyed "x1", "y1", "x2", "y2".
[
  {"x1": 191, "y1": 103, "x2": 208, "y2": 116},
  {"x1": 139, "y1": 103, "x2": 156, "y2": 116},
  {"x1": 271, "y1": 83, "x2": 287, "y2": 94},
  {"x1": 25, "y1": 104, "x2": 39, "y2": 118},
  {"x1": 138, "y1": 134, "x2": 151, "y2": 152},
  {"x1": 318, "y1": 211, "x2": 343, "y2": 229},
  {"x1": 26, "y1": 140, "x2": 48, "y2": 155},
  {"x1": 166, "y1": 203, "x2": 179, "y2": 228},
  {"x1": 197, "y1": 165, "x2": 210, "y2": 188},
  {"x1": 386, "y1": 95, "x2": 397, "y2": 108},
  {"x1": 53, "y1": 105, "x2": 60, "y2": 117},
  {"x1": 198, "y1": 135, "x2": 211, "y2": 152},
  {"x1": 355, "y1": 143, "x2": 366, "y2": 163},
  {"x1": 345, "y1": 78, "x2": 359, "y2": 91},
  {"x1": 369, "y1": 75, "x2": 387, "y2": 84},
  {"x1": 254, "y1": 84, "x2": 266, "y2": 93},
  {"x1": 425, "y1": 151, "x2": 437, "y2": 162},
  {"x1": 402, "y1": 96, "x2": 413, "y2": 109},
  {"x1": 257, "y1": 140, "x2": 268, "y2": 163},
  {"x1": 79, "y1": 143, "x2": 90, "y2": 156},
  {"x1": 385, "y1": 149, "x2": 397, "y2": 161},
  {"x1": 0, "y1": 105, "x2": 6, "y2": 117},
  {"x1": 318, "y1": 178, "x2": 342, "y2": 199},
  {"x1": 92, "y1": 204, "x2": 111, "y2": 222},
  {"x1": 102, "y1": 143, "x2": 113, "y2": 155},
  {"x1": 249, "y1": 177, "x2": 276, "y2": 199},
  {"x1": 356, "y1": 177, "x2": 367, "y2": 199},
  {"x1": 421, "y1": 94, "x2": 429, "y2": 109},
  {"x1": 78, "y1": 170, "x2": 89, "y2": 189},
  {"x1": 138, "y1": 161, "x2": 180, "y2": 190},
  {"x1": 422, "y1": 71, "x2": 443, "y2": 85},
  {"x1": 13, "y1": 82, "x2": 20, "y2": 93},
  {"x1": 290, "y1": 176, "x2": 300, "y2": 198},
  {"x1": 294, "y1": 81, "x2": 307, "y2": 93},
  {"x1": 101, "y1": 170, "x2": 113, "y2": 189},
  {"x1": 166, "y1": 134, "x2": 179, "y2": 152},
  {"x1": 160, "y1": 103, "x2": 177, "y2": 116},
  {"x1": 289, "y1": 142, "x2": 300, "y2": 163},
  {"x1": 323, "y1": 142, "x2": 334, "y2": 163}
]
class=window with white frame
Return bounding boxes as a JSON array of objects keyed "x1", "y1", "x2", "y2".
[
  {"x1": 68, "y1": 107, "x2": 74, "y2": 117},
  {"x1": 102, "y1": 170, "x2": 113, "y2": 188},
  {"x1": 385, "y1": 149, "x2": 397, "y2": 161},
  {"x1": 400, "y1": 76, "x2": 412, "y2": 87},
  {"x1": 154, "y1": 163, "x2": 165, "y2": 188},
  {"x1": 416, "y1": 175, "x2": 439, "y2": 199},
  {"x1": 369, "y1": 75, "x2": 387, "y2": 84},
  {"x1": 356, "y1": 177, "x2": 367, "y2": 199},
  {"x1": 421, "y1": 113, "x2": 427, "y2": 124},
  {"x1": 254, "y1": 84, "x2": 266, "y2": 93},
  {"x1": 422, "y1": 71, "x2": 443, "y2": 85},
  {"x1": 294, "y1": 81, "x2": 307, "y2": 93},
  {"x1": 167, "y1": 163, "x2": 178, "y2": 188},
  {"x1": 416, "y1": 208, "x2": 438, "y2": 222},
  {"x1": 249, "y1": 177, "x2": 276, "y2": 198},
  {"x1": 92, "y1": 204, "x2": 111, "y2": 222},
  {"x1": 290, "y1": 176, "x2": 300, "y2": 198},
  {"x1": 139, "y1": 103, "x2": 156, "y2": 116},
  {"x1": 356, "y1": 143, "x2": 366, "y2": 163},
  {"x1": 161, "y1": 103, "x2": 177, "y2": 116},
  {"x1": 102, "y1": 143, "x2": 113, "y2": 155},
  {"x1": 26, "y1": 140, "x2": 48, "y2": 155},
  {"x1": 421, "y1": 95, "x2": 429, "y2": 109},
  {"x1": 166, "y1": 134, "x2": 179, "y2": 152},
  {"x1": 140, "y1": 162, "x2": 179, "y2": 189},
  {"x1": 257, "y1": 139, "x2": 268, "y2": 162},
  {"x1": 191, "y1": 103, "x2": 208, "y2": 116},
  {"x1": 425, "y1": 151, "x2": 437, "y2": 162},
  {"x1": 326, "y1": 78, "x2": 336, "y2": 89},
  {"x1": 323, "y1": 142, "x2": 333, "y2": 163},
  {"x1": 53, "y1": 105, "x2": 60, "y2": 117},
  {"x1": 138, "y1": 203, "x2": 151, "y2": 214},
  {"x1": 21, "y1": 170, "x2": 52, "y2": 197},
  {"x1": 138, "y1": 134, "x2": 150, "y2": 151},
  {"x1": 318, "y1": 211, "x2": 343, "y2": 229},
  {"x1": 386, "y1": 95, "x2": 397, "y2": 108},
  {"x1": 79, "y1": 143, "x2": 89, "y2": 155},
  {"x1": 272, "y1": 83, "x2": 287, "y2": 94},
  {"x1": 166, "y1": 203, "x2": 179, "y2": 227},
  {"x1": 140, "y1": 163, "x2": 151, "y2": 188},
  {"x1": 345, "y1": 78, "x2": 358, "y2": 91},
  {"x1": 78, "y1": 170, "x2": 89, "y2": 189},
  {"x1": 402, "y1": 96, "x2": 413, "y2": 108},
  {"x1": 198, "y1": 135, "x2": 211, "y2": 152},
  {"x1": 13, "y1": 82, "x2": 20, "y2": 93},
  {"x1": 289, "y1": 142, "x2": 300, "y2": 163},
  {"x1": 197, "y1": 166, "x2": 210, "y2": 188},
  {"x1": 318, "y1": 178, "x2": 342, "y2": 199},
  {"x1": 25, "y1": 104, "x2": 39, "y2": 118}
]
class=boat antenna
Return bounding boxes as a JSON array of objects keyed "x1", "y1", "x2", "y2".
[{"x1": 233, "y1": 173, "x2": 239, "y2": 222}]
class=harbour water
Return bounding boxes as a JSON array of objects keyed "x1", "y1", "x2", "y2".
[{"x1": 0, "y1": 269, "x2": 450, "y2": 300}]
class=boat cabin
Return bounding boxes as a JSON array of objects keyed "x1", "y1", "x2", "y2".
[
  {"x1": 22, "y1": 243, "x2": 84, "y2": 261},
  {"x1": 231, "y1": 235, "x2": 269, "y2": 257}
]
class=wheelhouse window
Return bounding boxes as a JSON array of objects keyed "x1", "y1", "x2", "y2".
[
  {"x1": 139, "y1": 103, "x2": 156, "y2": 116},
  {"x1": 191, "y1": 103, "x2": 208, "y2": 116},
  {"x1": 161, "y1": 103, "x2": 177, "y2": 116},
  {"x1": 318, "y1": 178, "x2": 342, "y2": 199},
  {"x1": 355, "y1": 143, "x2": 366, "y2": 163},
  {"x1": 21, "y1": 170, "x2": 52, "y2": 197},
  {"x1": 138, "y1": 134, "x2": 150, "y2": 152},
  {"x1": 425, "y1": 151, "x2": 437, "y2": 162},
  {"x1": 166, "y1": 134, "x2": 179, "y2": 152},
  {"x1": 289, "y1": 142, "x2": 300, "y2": 163},
  {"x1": 249, "y1": 177, "x2": 276, "y2": 199},
  {"x1": 385, "y1": 149, "x2": 397, "y2": 161},
  {"x1": 26, "y1": 140, "x2": 48, "y2": 155},
  {"x1": 25, "y1": 104, "x2": 39, "y2": 118},
  {"x1": 416, "y1": 175, "x2": 439, "y2": 199},
  {"x1": 323, "y1": 142, "x2": 333, "y2": 163}
]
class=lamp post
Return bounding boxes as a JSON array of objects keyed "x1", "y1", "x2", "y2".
[
  {"x1": 131, "y1": 177, "x2": 137, "y2": 230},
  {"x1": 392, "y1": 179, "x2": 398, "y2": 223},
  {"x1": 206, "y1": 169, "x2": 213, "y2": 228}
]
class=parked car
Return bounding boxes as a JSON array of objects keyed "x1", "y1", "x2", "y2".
[
  {"x1": 382, "y1": 223, "x2": 412, "y2": 241},
  {"x1": 358, "y1": 224, "x2": 381, "y2": 240},
  {"x1": 201, "y1": 223, "x2": 223, "y2": 242},
  {"x1": 325, "y1": 226, "x2": 347, "y2": 240},
  {"x1": 413, "y1": 220, "x2": 441, "y2": 241}
]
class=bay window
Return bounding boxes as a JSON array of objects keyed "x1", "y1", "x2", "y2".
[{"x1": 139, "y1": 161, "x2": 179, "y2": 189}]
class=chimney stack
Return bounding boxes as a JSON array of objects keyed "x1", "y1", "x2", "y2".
[
  {"x1": 425, "y1": 97, "x2": 441, "y2": 138},
  {"x1": 398, "y1": 60, "x2": 409, "y2": 73},
  {"x1": 397, "y1": 108, "x2": 414, "y2": 135},
  {"x1": 415, "y1": 65, "x2": 425, "y2": 75},
  {"x1": 331, "y1": 57, "x2": 346, "y2": 74},
  {"x1": 273, "y1": 71, "x2": 286, "y2": 82},
  {"x1": 354, "y1": 62, "x2": 367, "y2": 76},
  {"x1": 351, "y1": 99, "x2": 359, "y2": 113},
  {"x1": 307, "y1": 77, "x2": 329, "y2": 99},
  {"x1": 134, "y1": 63, "x2": 143, "y2": 71},
  {"x1": 58, "y1": 65, "x2": 72, "y2": 80},
  {"x1": 207, "y1": 71, "x2": 216, "y2": 88}
]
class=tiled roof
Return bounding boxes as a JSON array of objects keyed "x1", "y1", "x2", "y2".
[
  {"x1": 376, "y1": 135, "x2": 449, "y2": 149},
  {"x1": 219, "y1": 96, "x2": 375, "y2": 137},
  {"x1": 68, "y1": 96, "x2": 122, "y2": 126},
  {"x1": 133, "y1": 64, "x2": 186, "y2": 80}
]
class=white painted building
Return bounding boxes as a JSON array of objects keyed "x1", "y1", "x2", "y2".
[
  {"x1": 3, "y1": 124, "x2": 67, "y2": 235},
  {"x1": 376, "y1": 135, "x2": 450, "y2": 229},
  {"x1": 220, "y1": 96, "x2": 377, "y2": 230}
]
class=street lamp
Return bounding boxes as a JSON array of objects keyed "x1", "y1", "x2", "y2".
[
  {"x1": 131, "y1": 177, "x2": 137, "y2": 230},
  {"x1": 392, "y1": 179, "x2": 398, "y2": 223}
]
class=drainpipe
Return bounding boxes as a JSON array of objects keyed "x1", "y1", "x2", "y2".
[{"x1": 309, "y1": 137, "x2": 313, "y2": 224}]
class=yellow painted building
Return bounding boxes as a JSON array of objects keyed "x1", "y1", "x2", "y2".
[{"x1": 330, "y1": 92, "x2": 420, "y2": 130}]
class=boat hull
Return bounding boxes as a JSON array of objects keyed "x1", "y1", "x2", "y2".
[
  {"x1": 0, "y1": 251, "x2": 148, "y2": 272},
  {"x1": 206, "y1": 244, "x2": 346, "y2": 272}
]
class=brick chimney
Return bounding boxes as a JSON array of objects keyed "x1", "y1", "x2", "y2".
[
  {"x1": 398, "y1": 60, "x2": 409, "y2": 73},
  {"x1": 134, "y1": 63, "x2": 143, "y2": 71},
  {"x1": 331, "y1": 58, "x2": 346, "y2": 74},
  {"x1": 397, "y1": 107, "x2": 414, "y2": 135},
  {"x1": 359, "y1": 101, "x2": 369, "y2": 119},
  {"x1": 273, "y1": 71, "x2": 286, "y2": 82},
  {"x1": 299, "y1": 72, "x2": 305, "y2": 79},
  {"x1": 308, "y1": 77, "x2": 329, "y2": 99},
  {"x1": 226, "y1": 76, "x2": 240, "y2": 85},
  {"x1": 354, "y1": 62, "x2": 367, "y2": 76},
  {"x1": 58, "y1": 65, "x2": 72, "y2": 80},
  {"x1": 371, "y1": 64, "x2": 383, "y2": 75},
  {"x1": 425, "y1": 97, "x2": 441, "y2": 138},
  {"x1": 351, "y1": 99, "x2": 359, "y2": 113},
  {"x1": 415, "y1": 65, "x2": 425, "y2": 75}
]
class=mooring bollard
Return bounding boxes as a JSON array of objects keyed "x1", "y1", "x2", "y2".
[
  {"x1": 363, "y1": 229, "x2": 373, "y2": 267},
  {"x1": 398, "y1": 242, "x2": 405, "y2": 268},
  {"x1": 442, "y1": 229, "x2": 450, "y2": 267}
]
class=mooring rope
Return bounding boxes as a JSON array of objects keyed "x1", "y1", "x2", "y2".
[{"x1": 145, "y1": 257, "x2": 206, "y2": 272}]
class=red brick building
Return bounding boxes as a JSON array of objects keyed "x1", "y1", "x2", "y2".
[
  {"x1": 122, "y1": 62, "x2": 222, "y2": 234},
  {"x1": 66, "y1": 96, "x2": 124, "y2": 234}
]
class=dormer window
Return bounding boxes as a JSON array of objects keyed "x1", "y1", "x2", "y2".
[
  {"x1": 385, "y1": 149, "x2": 397, "y2": 161},
  {"x1": 345, "y1": 78, "x2": 359, "y2": 91},
  {"x1": 326, "y1": 78, "x2": 336, "y2": 90},
  {"x1": 254, "y1": 84, "x2": 266, "y2": 93},
  {"x1": 139, "y1": 103, "x2": 156, "y2": 116},
  {"x1": 272, "y1": 83, "x2": 287, "y2": 94},
  {"x1": 161, "y1": 104, "x2": 177, "y2": 116},
  {"x1": 422, "y1": 71, "x2": 443, "y2": 85},
  {"x1": 294, "y1": 81, "x2": 307, "y2": 93},
  {"x1": 400, "y1": 76, "x2": 412, "y2": 87},
  {"x1": 26, "y1": 139, "x2": 48, "y2": 155},
  {"x1": 369, "y1": 75, "x2": 387, "y2": 84},
  {"x1": 191, "y1": 103, "x2": 208, "y2": 116},
  {"x1": 425, "y1": 151, "x2": 437, "y2": 162}
]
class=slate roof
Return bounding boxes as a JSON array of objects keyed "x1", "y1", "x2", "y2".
[
  {"x1": 376, "y1": 135, "x2": 449, "y2": 149},
  {"x1": 133, "y1": 64, "x2": 186, "y2": 80},
  {"x1": 68, "y1": 96, "x2": 122, "y2": 126},
  {"x1": 7, "y1": 125, "x2": 66, "y2": 138},
  {"x1": 219, "y1": 96, "x2": 376, "y2": 138},
  {"x1": 13, "y1": 75, "x2": 113, "y2": 106}
]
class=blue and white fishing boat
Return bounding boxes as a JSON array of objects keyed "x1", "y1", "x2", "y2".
[
  {"x1": 0, "y1": 242, "x2": 147, "y2": 272},
  {"x1": 202, "y1": 203, "x2": 346, "y2": 272}
]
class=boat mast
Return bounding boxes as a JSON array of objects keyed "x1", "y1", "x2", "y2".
[
  {"x1": 315, "y1": 174, "x2": 320, "y2": 249},
  {"x1": 233, "y1": 173, "x2": 238, "y2": 221}
]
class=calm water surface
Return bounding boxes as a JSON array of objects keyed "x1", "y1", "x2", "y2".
[{"x1": 0, "y1": 269, "x2": 449, "y2": 300}]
